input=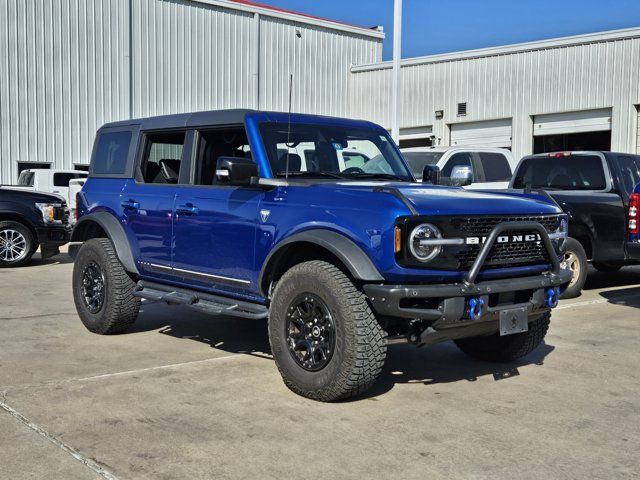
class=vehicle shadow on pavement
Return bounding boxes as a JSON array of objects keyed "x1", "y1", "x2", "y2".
[
  {"x1": 131, "y1": 302, "x2": 273, "y2": 359},
  {"x1": 23, "y1": 252, "x2": 74, "y2": 267},
  {"x1": 599, "y1": 286, "x2": 640, "y2": 308},
  {"x1": 132, "y1": 302, "x2": 556, "y2": 400},
  {"x1": 348, "y1": 341, "x2": 555, "y2": 401},
  {"x1": 583, "y1": 266, "x2": 640, "y2": 291}
]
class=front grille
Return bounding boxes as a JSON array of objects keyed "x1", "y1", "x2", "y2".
[{"x1": 449, "y1": 215, "x2": 560, "y2": 269}]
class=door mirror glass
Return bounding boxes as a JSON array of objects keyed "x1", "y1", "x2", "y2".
[
  {"x1": 450, "y1": 165, "x2": 473, "y2": 186},
  {"x1": 216, "y1": 157, "x2": 258, "y2": 185},
  {"x1": 422, "y1": 164, "x2": 441, "y2": 184}
]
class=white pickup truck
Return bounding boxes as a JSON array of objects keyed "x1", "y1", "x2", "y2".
[
  {"x1": 401, "y1": 146, "x2": 517, "y2": 189},
  {"x1": 15, "y1": 169, "x2": 87, "y2": 221}
]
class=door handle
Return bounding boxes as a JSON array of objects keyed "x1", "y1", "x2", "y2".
[
  {"x1": 121, "y1": 200, "x2": 140, "y2": 211},
  {"x1": 176, "y1": 204, "x2": 199, "y2": 216}
]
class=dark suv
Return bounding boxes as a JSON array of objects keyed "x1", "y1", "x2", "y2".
[{"x1": 70, "y1": 110, "x2": 571, "y2": 401}]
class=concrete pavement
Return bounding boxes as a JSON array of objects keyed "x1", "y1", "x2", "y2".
[{"x1": 1, "y1": 250, "x2": 639, "y2": 479}]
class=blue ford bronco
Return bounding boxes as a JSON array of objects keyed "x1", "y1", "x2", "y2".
[{"x1": 70, "y1": 109, "x2": 571, "y2": 401}]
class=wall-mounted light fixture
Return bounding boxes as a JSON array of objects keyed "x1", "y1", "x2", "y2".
[{"x1": 435, "y1": 110, "x2": 444, "y2": 120}]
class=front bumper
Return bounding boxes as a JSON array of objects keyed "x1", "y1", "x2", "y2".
[
  {"x1": 364, "y1": 269, "x2": 572, "y2": 321},
  {"x1": 364, "y1": 220, "x2": 572, "y2": 345},
  {"x1": 35, "y1": 225, "x2": 71, "y2": 258}
]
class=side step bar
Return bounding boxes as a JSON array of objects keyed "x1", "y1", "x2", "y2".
[{"x1": 133, "y1": 280, "x2": 269, "y2": 320}]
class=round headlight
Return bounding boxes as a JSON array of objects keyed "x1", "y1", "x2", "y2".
[{"x1": 409, "y1": 223, "x2": 442, "y2": 262}]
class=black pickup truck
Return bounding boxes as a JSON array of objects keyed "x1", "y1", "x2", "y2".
[
  {"x1": 510, "y1": 151, "x2": 640, "y2": 298},
  {"x1": 0, "y1": 187, "x2": 71, "y2": 267}
]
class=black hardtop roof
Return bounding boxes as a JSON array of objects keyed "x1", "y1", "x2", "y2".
[
  {"x1": 99, "y1": 109, "x2": 379, "y2": 132},
  {"x1": 100, "y1": 109, "x2": 256, "y2": 131}
]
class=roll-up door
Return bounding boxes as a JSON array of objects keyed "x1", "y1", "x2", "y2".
[
  {"x1": 450, "y1": 119, "x2": 512, "y2": 148},
  {"x1": 533, "y1": 109, "x2": 611, "y2": 136}
]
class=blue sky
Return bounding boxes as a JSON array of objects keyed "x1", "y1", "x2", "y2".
[{"x1": 256, "y1": 0, "x2": 640, "y2": 60}]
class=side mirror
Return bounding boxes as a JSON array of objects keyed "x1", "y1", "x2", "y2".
[
  {"x1": 450, "y1": 166, "x2": 473, "y2": 186},
  {"x1": 216, "y1": 156, "x2": 258, "y2": 185},
  {"x1": 422, "y1": 164, "x2": 440, "y2": 184}
]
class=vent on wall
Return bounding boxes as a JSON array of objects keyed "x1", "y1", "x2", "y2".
[{"x1": 457, "y1": 102, "x2": 467, "y2": 116}]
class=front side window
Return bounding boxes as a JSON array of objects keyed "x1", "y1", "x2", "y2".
[
  {"x1": 193, "y1": 127, "x2": 253, "y2": 186},
  {"x1": 259, "y1": 123, "x2": 412, "y2": 181},
  {"x1": 512, "y1": 155, "x2": 607, "y2": 190},
  {"x1": 478, "y1": 152, "x2": 512, "y2": 182},
  {"x1": 17, "y1": 171, "x2": 35, "y2": 186},
  {"x1": 140, "y1": 132, "x2": 185, "y2": 184},
  {"x1": 402, "y1": 152, "x2": 444, "y2": 178},
  {"x1": 93, "y1": 131, "x2": 132, "y2": 175}
]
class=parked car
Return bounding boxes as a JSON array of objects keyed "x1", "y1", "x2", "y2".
[
  {"x1": 68, "y1": 178, "x2": 86, "y2": 224},
  {"x1": 510, "y1": 151, "x2": 640, "y2": 298},
  {"x1": 69, "y1": 109, "x2": 570, "y2": 401},
  {"x1": 0, "y1": 187, "x2": 71, "y2": 267},
  {"x1": 401, "y1": 146, "x2": 517, "y2": 189},
  {"x1": 15, "y1": 169, "x2": 88, "y2": 213}
]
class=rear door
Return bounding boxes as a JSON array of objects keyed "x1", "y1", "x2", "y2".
[
  {"x1": 120, "y1": 130, "x2": 189, "y2": 281},
  {"x1": 172, "y1": 126, "x2": 262, "y2": 300}
]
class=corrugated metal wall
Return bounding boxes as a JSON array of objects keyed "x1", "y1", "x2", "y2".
[
  {"x1": 349, "y1": 32, "x2": 640, "y2": 161},
  {"x1": 0, "y1": 0, "x2": 130, "y2": 183},
  {"x1": 0, "y1": 0, "x2": 382, "y2": 183}
]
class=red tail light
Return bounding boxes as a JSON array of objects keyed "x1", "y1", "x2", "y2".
[{"x1": 629, "y1": 193, "x2": 640, "y2": 235}]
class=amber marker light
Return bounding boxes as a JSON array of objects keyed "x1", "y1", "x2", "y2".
[{"x1": 394, "y1": 226, "x2": 402, "y2": 253}]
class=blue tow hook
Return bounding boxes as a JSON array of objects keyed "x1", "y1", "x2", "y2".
[
  {"x1": 467, "y1": 297, "x2": 485, "y2": 321},
  {"x1": 546, "y1": 287, "x2": 560, "y2": 308}
]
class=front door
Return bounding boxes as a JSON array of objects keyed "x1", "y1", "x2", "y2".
[{"x1": 172, "y1": 127, "x2": 262, "y2": 300}]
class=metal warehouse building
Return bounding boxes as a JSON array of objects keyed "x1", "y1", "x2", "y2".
[
  {"x1": 0, "y1": 0, "x2": 383, "y2": 183},
  {"x1": 349, "y1": 27, "x2": 640, "y2": 162}
]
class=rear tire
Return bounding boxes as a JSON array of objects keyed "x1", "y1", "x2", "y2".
[
  {"x1": 0, "y1": 221, "x2": 35, "y2": 268},
  {"x1": 73, "y1": 238, "x2": 140, "y2": 334},
  {"x1": 454, "y1": 312, "x2": 551, "y2": 362},
  {"x1": 592, "y1": 262, "x2": 623, "y2": 273},
  {"x1": 559, "y1": 237, "x2": 587, "y2": 299},
  {"x1": 268, "y1": 260, "x2": 386, "y2": 401}
]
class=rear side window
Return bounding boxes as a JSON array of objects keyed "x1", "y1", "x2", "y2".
[
  {"x1": 140, "y1": 132, "x2": 186, "y2": 184},
  {"x1": 478, "y1": 152, "x2": 512, "y2": 182},
  {"x1": 616, "y1": 155, "x2": 640, "y2": 195},
  {"x1": 53, "y1": 172, "x2": 87, "y2": 187},
  {"x1": 513, "y1": 155, "x2": 606, "y2": 190},
  {"x1": 93, "y1": 131, "x2": 132, "y2": 175}
]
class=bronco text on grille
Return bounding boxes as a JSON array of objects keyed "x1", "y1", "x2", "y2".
[{"x1": 452, "y1": 215, "x2": 561, "y2": 269}]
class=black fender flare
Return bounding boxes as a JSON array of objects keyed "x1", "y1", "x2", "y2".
[
  {"x1": 70, "y1": 212, "x2": 139, "y2": 274},
  {"x1": 259, "y1": 229, "x2": 384, "y2": 295}
]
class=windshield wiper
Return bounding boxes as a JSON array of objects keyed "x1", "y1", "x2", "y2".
[
  {"x1": 342, "y1": 173, "x2": 408, "y2": 181},
  {"x1": 274, "y1": 171, "x2": 346, "y2": 179}
]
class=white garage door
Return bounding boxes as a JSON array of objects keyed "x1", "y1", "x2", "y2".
[
  {"x1": 534, "y1": 108, "x2": 611, "y2": 136},
  {"x1": 450, "y1": 119, "x2": 512, "y2": 148}
]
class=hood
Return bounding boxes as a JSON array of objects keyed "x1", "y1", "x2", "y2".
[
  {"x1": 0, "y1": 186, "x2": 66, "y2": 204},
  {"x1": 323, "y1": 182, "x2": 561, "y2": 216}
]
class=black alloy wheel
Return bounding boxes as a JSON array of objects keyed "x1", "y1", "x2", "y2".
[
  {"x1": 286, "y1": 294, "x2": 336, "y2": 371},
  {"x1": 81, "y1": 261, "x2": 106, "y2": 314}
]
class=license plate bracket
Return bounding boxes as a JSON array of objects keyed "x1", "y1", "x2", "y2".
[{"x1": 499, "y1": 307, "x2": 528, "y2": 336}]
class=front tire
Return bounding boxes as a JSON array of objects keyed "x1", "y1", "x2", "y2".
[
  {"x1": 0, "y1": 221, "x2": 35, "y2": 268},
  {"x1": 268, "y1": 260, "x2": 386, "y2": 401},
  {"x1": 454, "y1": 312, "x2": 551, "y2": 362},
  {"x1": 73, "y1": 238, "x2": 140, "y2": 334},
  {"x1": 559, "y1": 237, "x2": 588, "y2": 299}
]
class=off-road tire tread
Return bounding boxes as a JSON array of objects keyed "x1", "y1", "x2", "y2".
[
  {"x1": 73, "y1": 238, "x2": 140, "y2": 334},
  {"x1": 454, "y1": 312, "x2": 551, "y2": 362},
  {"x1": 269, "y1": 260, "x2": 386, "y2": 401},
  {"x1": 0, "y1": 220, "x2": 35, "y2": 268}
]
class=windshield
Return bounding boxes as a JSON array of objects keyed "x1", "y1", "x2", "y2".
[
  {"x1": 17, "y1": 171, "x2": 35, "y2": 186},
  {"x1": 259, "y1": 122, "x2": 412, "y2": 181},
  {"x1": 402, "y1": 152, "x2": 444, "y2": 178},
  {"x1": 512, "y1": 155, "x2": 607, "y2": 190}
]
